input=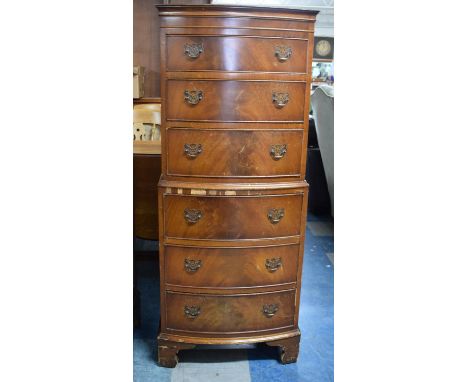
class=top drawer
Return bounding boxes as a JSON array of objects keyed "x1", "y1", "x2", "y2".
[{"x1": 166, "y1": 36, "x2": 308, "y2": 73}]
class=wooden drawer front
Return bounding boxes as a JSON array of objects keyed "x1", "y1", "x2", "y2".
[
  {"x1": 161, "y1": 15, "x2": 315, "y2": 33},
  {"x1": 166, "y1": 80, "x2": 305, "y2": 122},
  {"x1": 165, "y1": 245, "x2": 299, "y2": 288},
  {"x1": 164, "y1": 194, "x2": 303, "y2": 240},
  {"x1": 166, "y1": 36, "x2": 308, "y2": 73},
  {"x1": 167, "y1": 129, "x2": 303, "y2": 178},
  {"x1": 166, "y1": 290, "x2": 295, "y2": 333}
]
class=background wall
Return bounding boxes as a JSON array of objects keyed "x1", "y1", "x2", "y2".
[
  {"x1": 133, "y1": 0, "x2": 162, "y2": 98},
  {"x1": 133, "y1": 0, "x2": 210, "y2": 98}
]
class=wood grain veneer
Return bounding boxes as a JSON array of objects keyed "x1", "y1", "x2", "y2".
[
  {"x1": 166, "y1": 79, "x2": 306, "y2": 122},
  {"x1": 164, "y1": 193, "x2": 304, "y2": 240},
  {"x1": 164, "y1": 244, "x2": 300, "y2": 289},
  {"x1": 166, "y1": 35, "x2": 308, "y2": 73},
  {"x1": 166, "y1": 128, "x2": 303, "y2": 178},
  {"x1": 165, "y1": 289, "x2": 296, "y2": 334}
]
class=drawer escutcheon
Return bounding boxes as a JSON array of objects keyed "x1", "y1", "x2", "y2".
[
  {"x1": 184, "y1": 208, "x2": 203, "y2": 224},
  {"x1": 184, "y1": 143, "x2": 203, "y2": 159},
  {"x1": 268, "y1": 208, "x2": 285, "y2": 224},
  {"x1": 184, "y1": 90, "x2": 203, "y2": 105},
  {"x1": 184, "y1": 305, "x2": 201, "y2": 319},
  {"x1": 184, "y1": 258, "x2": 202, "y2": 273},
  {"x1": 272, "y1": 92, "x2": 289, "y2": 108},
  {"x1": 270, "y1": 144, "x2": 287, "y2": 160},
  {"x1": 265, "y1": 257, "x2": 282, "y2": 272},
  {"x1": 275, "y1": 45, "x2": 292, "y2": 62},
  {"x1": 263, "y1": 304, "x2": 279, "y2": 318},
  {"x1": 184, "y1": 42, "x2": 203, "y2": 59}
]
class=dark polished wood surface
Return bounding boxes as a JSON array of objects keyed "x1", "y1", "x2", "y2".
[
  {"x1": 166, "y1": 128, "x2": 303, "y2": 178},
  {"x1": 166, "y1": 79, "x2": 306, "y2": 122},
  {"x1": 133, "y1": 154, "x2": 161, "y2": 240},
  {"x1": 167, "y1": 35, "x2": 308, "y2": 73},
  {"x1": 156, "y1": 4, "x2": 317, "y2": 367},
  {"x1": 165, "y1": 289, "x2": 296, "y2": 334},
  {"x1": 164, "y1": 193, "x2": 304, "y2": 240},
  {"x1": 164, "y1": 244, "x2": 300, "y2": 288},
  {"x1": 133, "y1": 97, "x2": 162, "y2": 104}
]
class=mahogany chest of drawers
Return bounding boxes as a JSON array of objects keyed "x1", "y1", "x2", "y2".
[{"x1": 156, "y1": 5, "x2": 317, "y2": 367}]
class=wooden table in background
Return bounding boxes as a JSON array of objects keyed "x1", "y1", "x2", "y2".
[
  {"x1": 133, "y1": 97, "x2": 162, "y2": 241},
  {"x1": 133, "y1": 97, "x2": 162, "y2": 327},
  {"x1": 133, "y1": 153, "x2": 161, "y2": 240}
]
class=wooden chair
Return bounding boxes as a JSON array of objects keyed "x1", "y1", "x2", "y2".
[
  {"x1": 133, "y1": 105, "x2": 161, "y2": 154},
  {"x1": 133, "y1": 103, "x2": 161, "y2": 112}
]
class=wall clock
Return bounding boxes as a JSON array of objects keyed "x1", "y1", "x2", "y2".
[
  {"x1": 314, "y1": 37, "x2": 334, "y2": 60},
  {"x1": 316, "y1": 40, "x2": 331, "y2": 56}
]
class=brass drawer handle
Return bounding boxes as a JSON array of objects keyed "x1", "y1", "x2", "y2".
[
  {"x1": 184, "y1": 305, "x2": 201, "y2": 319},
  {"x1": 270, "y1": 144, "x2": 287, "y2": 160},
  {"x1": 275, "y1": 45, "x2": 292, "y2": 62},
  {"x1": 184, "y1": 258, "x2": 202, "y2": 273},
  {"x1": 184, "y1": 208, "x2": 203, "y2": 224},
  {"x1": 272, "y1": 92, "x2": 289, "y2": 108},
  {"x1": 184, "y1": 143, "x2": 203, "y2": 159},
  {"x1": 268, "y1": 208, "x2": 284, "y2": 224},
  {"x1": 263, "y1": 304, "x2": 279, "y2": 318},
  {"x1": 265, "y1": 257, "x2": 282, "y2": 272},
  {"x1": 184, "y1": 42, "x2": 203, "y2": 59},
  {"x1": 184, "y1": 90, "x2": 203, "y2": 105}
]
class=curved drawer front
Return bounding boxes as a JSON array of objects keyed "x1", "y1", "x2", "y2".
[
  {"x1": 165, "y1": 244, "x2": 299, "y2": 288},
  {"x1": 161, "y1": 15, "x2": 315, "y2": 33},
  {"x1": 164, "y1": 193, "x2": 303, "y2": 240},
  {"x1": 167, "y1": 36, "x2": 308, "y2": 73},
  {"x1": 167, "y1": 128, "x2": 303, "y2": 178},
  {"x1": 166, "y1": 80, "x2": 305, "y2": 122},
  {"x1": 166, "y1": 290, "x2": 295, "y2": 333}
]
